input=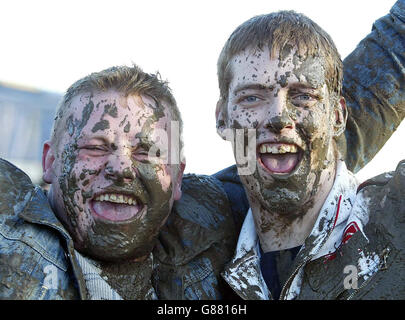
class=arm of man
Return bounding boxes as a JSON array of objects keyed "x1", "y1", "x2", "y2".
[{"x1": 339, "y1": 0, "x2": 405, "y2": 173}]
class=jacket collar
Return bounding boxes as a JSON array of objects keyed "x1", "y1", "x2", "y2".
[
  {"x1": 19, "y1": 186, "x2": 88, "y2": 299},
  {"x1": 19, "y1": 186, "x2": 72, "y2": 241},
  {"x1": 221, "y1": 209, "x2": 270, "y2": 299},
  {"x1": 222, "y1": 161, "x2": 359, "y2": 300}
]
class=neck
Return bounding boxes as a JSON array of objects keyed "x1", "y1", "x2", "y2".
[
  {"x1": 251, "y1": 160, "x2": 337, "y2": 253},
  {"x1": 97, "y1": 253, "x2": 155, "y2": 300}
]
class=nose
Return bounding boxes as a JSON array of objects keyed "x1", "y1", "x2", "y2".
[
  {"x1": 264, "y1": 97, "x2": 294, "y2": 133},
  {"x1": 104, "y1": 148, "x2": 136, "y2": 185}
]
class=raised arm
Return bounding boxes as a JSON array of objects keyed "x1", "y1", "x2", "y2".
[{"x1": 340, "y1": 0, "x2": 405, "y2": 173}]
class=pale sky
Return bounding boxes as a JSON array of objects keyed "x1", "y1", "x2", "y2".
[{"x1": 0, "y1": 0, "x2": 403, "y2": 181}]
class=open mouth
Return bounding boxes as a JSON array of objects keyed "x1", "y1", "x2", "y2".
[
  {"x1": 258, "y1": 142, "x2": 303, "y2": 175},
  {"x1": 90, "y1": 192, "x2": 146, "y2": 222}
]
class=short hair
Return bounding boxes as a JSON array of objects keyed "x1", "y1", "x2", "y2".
[
  {"x1": 51, "y1": 64, "x2": 183, "y2": 153},
  {"x1": 217, "y1": 10, "x2": 343, "y2": 103}
]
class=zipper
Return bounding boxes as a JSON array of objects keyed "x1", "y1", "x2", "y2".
[
  {"x1": 279, "y1": 257, "x2": 310, "y2": 299},
  {"x1": 346, "y1": 247, "x2": 391, "y2": 300},
  {"x1": 279, "y1": 197, "x2": 342, "y2": 299}
]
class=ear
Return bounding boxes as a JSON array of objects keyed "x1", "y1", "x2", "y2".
[
  {"x1": 215, "y1": 98, "x2": 229, "y2": 139},
  {"x1": 173, "y1": 160, "x2": 186, "y2": 201},
  {"x1": 333, "y1": 97, "x2": 347, "y2": 137},
  {"x1": 42, "y1": 140, "x2": 56, "y2": 184}
]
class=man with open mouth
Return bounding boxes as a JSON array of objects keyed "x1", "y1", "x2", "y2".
[
  {"x1": 0, "y1": 65, "x2": 238, "y2": 299},
  {"x1": 0, "y1": 2, "x2": 404, "y2": 301},
  {"x1": 215, "y1": 7, "x2": 404, "y2": 299}
]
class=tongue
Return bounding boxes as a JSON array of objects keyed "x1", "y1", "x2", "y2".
[
  {"x1": 92, "y1": 201, "x2": 141, "y2": 221},
  {"x1": 260, "y1": 153, "x2": 299, "y2": 173}
]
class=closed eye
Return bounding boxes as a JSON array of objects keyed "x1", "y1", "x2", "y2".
[
  {"x1": 132, "y1": 143, "x2": 151, "y2": 162},
  {"x1": 80, "y1": 145, "x2": 109, "y2": 156}
]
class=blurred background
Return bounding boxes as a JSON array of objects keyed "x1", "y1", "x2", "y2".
[{"x1": 0, "y1": 0, "x2": 403, "y2": 185}]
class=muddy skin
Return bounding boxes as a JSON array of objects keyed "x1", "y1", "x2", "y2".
[
  {"x1": 67, "y1": 114, "x2": 75, "y2": 136},
  {"x1": 103, "y1": 102, "x2": 118, "y2": 118},
  {"x1": 59, "y1": 94, "x2": 172, "y2": 259},
  {"x1": 79, "y1": 161, "x2": 174, "y2": 262},
  {"x1": 123, "y1": 121, "x2": 130, "y2": 133},
  {"x1": 223, "y1": 46, "x2": 341, "y2": 250},
  {"x1": 244, "y1": 99, "x2": 334, "y2": 221},
  {"x1": 119, "y1": 114, "x2": 128, "y2": 127},
  {"x1": 49, "y1": 91, "x2": 180, "y2": 298},
  {"x1": 91, "y1": 119, "x2": 110, "y2": 133},
  {"x1": 247, "y1": 107, "x2": 336, "y2": 227},
  {"x1": 98, "y1": 254, "x2": 155, "y2": 300}
]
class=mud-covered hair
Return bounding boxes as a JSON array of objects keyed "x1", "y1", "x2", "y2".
[
  {"x1": 51, "y1": 64, "x2": 183, "y2": 151},
  {"x1": 217, "y1": 10, "x2": 343, "y2": 103}
]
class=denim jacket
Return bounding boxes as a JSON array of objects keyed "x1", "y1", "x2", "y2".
[
  {"x1": 0, "y1": 158, "x2": 238, "y2": 300},
  {"x1": 0, "y1": 159, "x2": 85, "y2": 299}
]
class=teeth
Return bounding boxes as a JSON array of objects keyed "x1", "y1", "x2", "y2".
[
  {"x1": 259, "y1": 143, "x2": 298, "y2": 154},
  {"x1": 94, "y1": 193, "x2": 137, "y2": 205},
  {"x1": 279, "y1": 145, "x2": 290, "y2": 153}
]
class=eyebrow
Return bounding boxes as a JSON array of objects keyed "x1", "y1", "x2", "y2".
[
  {"x1": 232, "y1": 83, "x2": 270, "y2": 95},
  {"x1": 288, "y1": 82, "x2": 321, "y2": 91},
  {"x1": 134, "y1": 134, "x2": 156, "y2": 148},
  {"x1": 232, "y1": 81, "x2": 322, "y2": 96}
]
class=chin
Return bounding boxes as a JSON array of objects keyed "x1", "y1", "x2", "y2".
[{"x1": 79, "y1": 240, "x2": 153, "y2": 262}]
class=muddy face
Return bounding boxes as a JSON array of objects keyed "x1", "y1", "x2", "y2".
[
  {"x1": 221, "y1": 46, "x2": 342, "y2": 219},
  {"x1": 46, "y1": 90, "x2": 182, "y2": 261}
]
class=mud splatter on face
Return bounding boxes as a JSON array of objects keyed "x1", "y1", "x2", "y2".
[
  {"x1": 92, "y1": 119, "x2": 110, "y2": 133},
  {"x1": 123, "y1": 121, "x2": 130, "y2": 133},
  {"x1": 224, "y1": 46, "x2": 339, "y2": 224},
  {"x1": 50, "y1": 90, "x2": 180, "y2": 262}
]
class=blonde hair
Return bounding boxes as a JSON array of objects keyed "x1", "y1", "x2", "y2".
[
  {"x1": 217, "y1": 10, "x2": 343, "y2": 103},
  {"x1": 51, "y1": 64, "x2": 183, "y2": 150}
]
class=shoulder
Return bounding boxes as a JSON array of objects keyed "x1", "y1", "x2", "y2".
[
  {"x1": 340, "y1": 160, "x2": 405, "y2": 299},
  {"x1": 212, "y1": 165, "x2": 249, "y2": 229},
  {"x1": 0, "y1": 160, "x2": 76, "y2": 299},
  {"x1": 356, "y1": 159, "x2": 405, "y2": 249},
  {"x1": 0, "y1": 158, "x2": 35, "y2": 217},
  {"x1": 154, "y1": 173, "x2": 239, "y2": 299},
  {"x1": 156, "y1": 173, "x2": 238, "y2": 265},
  {"x1": 357, "y1": 159, "x2": 404, "y2": 205},
  {"x1": 173, "y1": 172, "x2": 235, "y2": 231}
]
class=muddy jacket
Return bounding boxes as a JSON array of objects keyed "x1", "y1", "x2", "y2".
[
  {"x1": 221, "y1": 160, "x2": 405, "y2": 300},
  {"x1": 339, "y1": 0, "x2": 405, "y2": 173},
  {"x1": 0, "y1": 158, "x2": 237, "y2": 299}
]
